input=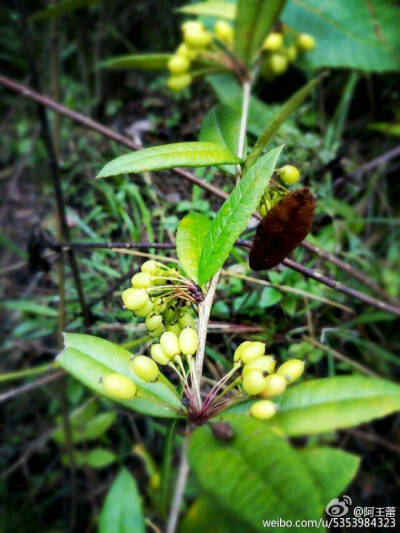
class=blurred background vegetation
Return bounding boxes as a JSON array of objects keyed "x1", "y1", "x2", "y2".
[{"x1": 1, "y1": 1, "x2": 400, "y2": 531}]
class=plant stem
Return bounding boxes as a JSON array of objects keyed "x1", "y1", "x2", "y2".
[{"x1": 166, "y1": 433, "x2": 190, "y2": 533}]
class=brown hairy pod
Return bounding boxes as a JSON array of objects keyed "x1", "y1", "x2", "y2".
[{"x1": 249, "y1": 187, "x2": 315, "y2": 270}]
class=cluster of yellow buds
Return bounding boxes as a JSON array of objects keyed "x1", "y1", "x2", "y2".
[
  {"x1": 258, "y1": 164, "x2": 301, "y2": 217},
  {"x1": 121, "y1": 260, "x2": 197, "y2": 338},
  {"x1": 233, "y1": 341, "x2": 305, "y2": 420},
  {"x1": 261, "y1": 30, "x2": 315, "y2": 80},
  {"x1": 167, "y1": 19, "x2": 234, "y2": 93}
]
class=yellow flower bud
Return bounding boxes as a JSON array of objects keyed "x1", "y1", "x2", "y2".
[
  {"x1": 131, "y1": 355, "x2": 159, "y2": 382},
  {"x1": 242, "y1": 369, "x2": 268, "y2": 396},
  {"x1": 277, "y1": 359, "x2": 305, "y2": 383},
  {"x1": 135, "y1": 299, "x2": 154, "y2": 317},
  {"x1": 160, "y1": 331, "x2": 180, "y2": 358},
  {"x1": 167, "y1": 74, "x2": 192, "y2": 93},
  {"x1": 278, "y1": 165, "x2": 300, "y2": 185},
  {"x1": 242, "y1": 355, "x2": 276, "y2": 376},
  {"x1": 297, "y1": 33, "x2": 315, "y2": 52},
  {"x1": 250, "y1": 400, "x2": 277, "y2": 419},
  {"x1": 122, "y1": 288, "x2": 149, "y2": 311},
  {"x1": 179, "y1": 327, "x2": 198, "y2": 356},
  {"x1": 262, "y1": 32, "x2": 283, "y2": 52},
  {"x1": 214, "y1": 20, "x2": 233, "y2": 45},
  {"x1": 234, "y1": 341, "x2": 265, "y2": 364},
  {"x1": 167, "y1": 54, "x2": 190, "y2": 74},
  {"x1": 259, "y1": 373, "x2": 287, "y2": 398},
  {"x1": 150, "y1": 343, "x2": 170, "y2": 365},
  {"x1": 103, "y1": 373, "x2": 137, "y2": 400},
  {"x1": 131, "y1": 272, "x2": 152, "y2": 288}
]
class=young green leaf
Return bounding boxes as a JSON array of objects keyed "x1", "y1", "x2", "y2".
[
  {"x1": 177, "y1": 1, "x2": 235, "y2": 19},
  {"x1": 57, "y1": 333, "x2": 184, "y2": 418},
  {"x1": 97, "y1": 142, "x2": 241, "y2": 178},
  {"x1": 99, "y1": 469, "x2": 145, "y2": 533},
  {"x1": 176, "y1": 213, "x2": 212, "y2": 283},
  {"x1": 282, "y1": 0, "x2": 400, "y2": 72},
  {"x1": 98, "y1": 53, "x2": 171, "y2": 70},
  {"x1": 299, "y1": 447, "x2": 360, "y2": 507},
  {"x1": 226, "y1": 376, "x2": 400, "y2": 435},
  {"x1": 199, "y1": 104, "x2": 243, "y2": 156},
  {"x1": 234, "y1": 0, "x2": 287, "y2": 65},
  {"x1": 188, "y1": 416, "x2": 323, "y2": 529},
  {"x1": 245, "y1": 75, "x2": 323, "y2": 170},
  {"x1": 0, "y1": 300, "x2": 58, "y2": 317},
  {"x1": 197, "y1": 146, "x2": 282, "y2": 286},
  {"x1": 86, "y1": 448, "x2": 116, "y2": 469}
]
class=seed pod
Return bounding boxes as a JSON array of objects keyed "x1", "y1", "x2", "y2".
[
  {"x1": 103, "y1": 373, "x2": 137, "y2": 400},
  {"x1": 250, "y1": 400, "x2": 277, "y2": 420},
  {"x1": 146, "y1": 314, "x2": 163, "y2": 332},
  {"x1": 242, "y1": 369, "x2": 268, "y2": 396},
  {"x1": 242, "y1": 355, "x2": 276, "y2": 376},
  {"x1": 249, "y1": 187, "x2": 315, "y2": 270},
  {"x1": 131, "y1": 355, "x2": 159, "y2": 382},
  {"x1": 160, "y1": 331, "x2": 180, "y2": 358},
  {"x1": 151, "y1": 343, "x2": 170, "y2": 365},
  {"x1": 122, "y1": 288, "x2": 149, "y2": 311},
  {"x1": 179, "y1": 327, "x2": 198, "y2": 356},
  {"x1": 285, "y1": 45, "x2": 298, "y2": 62},
  {"x1": 262, "y1": 32, "x2": 283, "y2": 52},
  {"x1": 211, "y1": 421, "x2": 235, "y2": 441},
  {"x1": 259, "y1": 373, "x2": 287, "y2": 398},
  {"x1": 277, "y1": 359, "x2": 305, "y2": 383},
  {"x1": 135, "y1": 299, "x2": 154, "y2": 317},
  {"x1": 131, "y1": 272, "x2": 153, "y2": 289}
]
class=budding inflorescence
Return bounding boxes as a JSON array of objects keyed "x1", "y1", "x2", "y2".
[
  {"x1": 257, "y1": 164, "x2": 301, "y2": 217},
  {"x1": 261, "y1": 28, "x2": 315, "y2": 81},
  {"x1": 166, "y1": 19, "x2": 234, "y2": 93},
  {"x1": 122, "y1": 260, "x2": 200, "y2": 339}
]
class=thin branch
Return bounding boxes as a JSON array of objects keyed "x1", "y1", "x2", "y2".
[
  {"x1": 0, "y1": 74, "x2": 391, "y2": 298},
  {"x1": 58, "y1": 239, "x2": 400, "y2": 315},
  {"x1": 304, "y1": 336, "x2": 379, "y2": 377},
  {"x1": 0, "y1": 370, "x2": 65, "y2": 404}
]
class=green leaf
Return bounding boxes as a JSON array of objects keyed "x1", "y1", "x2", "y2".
[
  {"x1": 227, "y1": 376, "x2": 400, "y2": 435},
  {"x1": 160, "y1": 420, "x2": 177, "y2": 517},
  {"x1": 235, "y1": 0, "x2": 287, "y2": 65},
  {"x1": 188, "y1": 416, "x2": 323, "y2": 530},
  {"x1": 98, "y1": 53, "x2": 171, "y2": 70},
  {"x1": 245, "y1": 75, "x2": 322, "y2": 169},
  {"x1": 197, "y1": 146, "x2": 282, "y2": 285},
  {"x1": 57, "y1": 333, "x2": 184, "y2": 418},
  {"x1": 176, "y1": 213, "x2": 212, "y2": 283},
  {"x1": 177, "y1": 1, "x2": 236, "y2": 19},
  {"x1": 282, "y1": 0, "x2": 400, "y2": 72},
  {"x1": 53, "y1": 411, "x2": 116, "y2": 444},
  {"x1": 199, "y1": 104, "x2": 244, "y2": 170},
  {"x1": 259, "y1": 287, "x2": 282, "y2": 307},
  {"x1": 0, "y1": 300, "x2": 58, "y2": 317},
  {"x1": 99, "y1": 469, "x2": 145, "y2": 533},
  {"x1": 31, "y1": 0, "x2": 100, "y2": 21},
  {"x1": 299, "y1": 447, "x2": 360, "y2": 507},
  {"x1": 207, "y1": 73, "x2": 297, "y2": 137},
  {"x1": 97, "y1": 142, "x2": 241, "y2": 178},
  {"x1": 86, "y1": 448, "x2": 116, "y2": 468},
  {"x1": 182, "y1": 496, "x2": 249, "y2": 533}
]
